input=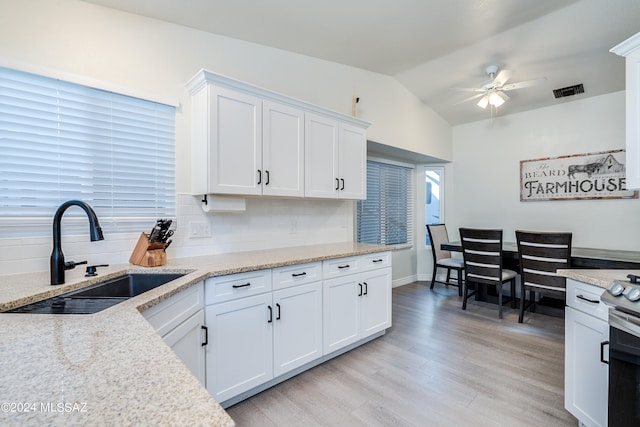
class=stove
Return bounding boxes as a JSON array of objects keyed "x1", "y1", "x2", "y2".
[{"x1": 601, "y1": 274, "x2": 640, "y2": 316}]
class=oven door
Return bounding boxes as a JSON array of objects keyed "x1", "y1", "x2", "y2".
[{"x1": 608, "y1": 309, "x2": 640, "y2": 427}]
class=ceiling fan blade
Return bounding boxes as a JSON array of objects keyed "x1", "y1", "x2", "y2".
[
  {"x1": 450, "y1": 87, "x2": 485, "y2": 92},
  {"x1": 493, "y1": 69, "x2": 513, "y2": 87},
  {"x1": 455, "y1": 93, "x2": 486, "y2": 105},
  {"x1": 502, "y1": 77, "x2": 547, "y2": 91}
]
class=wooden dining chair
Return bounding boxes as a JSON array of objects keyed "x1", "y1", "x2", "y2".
[
  {"x1": 427, "y1": 224, "x2": 464, "y2": 296},
  {"x1": 515, "y1": 230, "x2": 572, "y2": 323},
  {"x1": 459, "y1": 228, "x2": 516, "y2": 319}
]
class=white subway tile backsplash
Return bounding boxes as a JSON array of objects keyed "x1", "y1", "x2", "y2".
[{"x1": 1, "y1": 194, "x2": 355, "y2": 275}]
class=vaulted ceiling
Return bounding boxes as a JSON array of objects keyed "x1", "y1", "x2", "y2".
[{"x1": 82, "y1": 0, "x2": 640, "y2": 125}]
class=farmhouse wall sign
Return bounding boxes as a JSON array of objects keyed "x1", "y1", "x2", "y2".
[{"x1": 520, "y1": 149, "x2": 638, "y2": 201}]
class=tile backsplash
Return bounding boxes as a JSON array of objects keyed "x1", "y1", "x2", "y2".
[{"x1": 0, "y1": 194, "x2": 355, "y2": 276}]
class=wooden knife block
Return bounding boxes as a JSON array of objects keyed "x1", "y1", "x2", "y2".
[{"x1": 129, "y1": 232, "x2": 167, "y2": 267}]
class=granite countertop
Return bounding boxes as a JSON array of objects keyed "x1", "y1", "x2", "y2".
[
  {"x1": 0, "y1": 242, "x2": 390, "y2": 426},
  {"x1": 557, "y1": 268, "x2": 640, "y2": 289}
]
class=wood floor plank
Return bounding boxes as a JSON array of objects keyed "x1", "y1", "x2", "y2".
[{"x1": 225, "y1": 282, "x2": 577, "y2": 426}]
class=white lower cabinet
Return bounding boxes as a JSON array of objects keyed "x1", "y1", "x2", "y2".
[
  {"x1": 143, "y1": 282, "x2": 206, "y2": 386},
  {"x1": 205, "y1": 293, "x2": 274, "y2": 403},
  {"x1": 565, "y1": 279, "x2": 609, "y2": 427},
  {"x1": 323, "y1": 260, "x2": 392, "y2": 355},
  {"x1": 204, "y1": 252, "x2": 392, "y2": 406}
]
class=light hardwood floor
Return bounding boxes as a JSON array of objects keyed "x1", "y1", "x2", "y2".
[{"x1": 226, "y1": 282, "x2": 577, "y2": 426}]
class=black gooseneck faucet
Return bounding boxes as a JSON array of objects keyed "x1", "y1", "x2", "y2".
[{"x1": 50, "y1": 200, "x2": 104, "y2": 285}]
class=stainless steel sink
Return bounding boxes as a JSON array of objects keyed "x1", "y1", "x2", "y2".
[{"x1": 6, "y1": 273, "x2": 185, "y2": 314}]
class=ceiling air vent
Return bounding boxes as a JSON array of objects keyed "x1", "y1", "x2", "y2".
[{"x1": 553, "y1": 83, "x2": 584, "y2": 99}]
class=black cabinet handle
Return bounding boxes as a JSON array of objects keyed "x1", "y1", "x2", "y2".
[
  {"x1": 601, "y1": 340, "x2": 609, "y2": 364},
  {"x1": 372, "y1": 259, "x2": 383, "y2": 263},
  {"x1": 577, "y1": 294, "x2": 599, "y2": 304},
  {"x1": 276, "y1": 303, "x2": 281, "y2": 320},
  {"x1": 257, "y1": 169, "x2": 262, "y2": 184},
  {"x1": 340, "y1": 178, "x2": 345, "y2": 190},
  {"x1": 201, "y1": 325, "x2": 208, "y2": 347},
  {"x1": 232, "y1": 282, "x2": 251, "y2": 289},
  {"x1": 268, "y1": 305, "x2": 273, "y2": 323},
  {"x1": 358, "y1": 283, "x2": 363, "y2": 296},
  {"x1": 338, "y1": 265, "x2": 350, "y2": 269},
  {"x1": 265, "y1": 170, "x2": 270, "y2": 186},
  {"x1": 363, "y1": 281, "x2": 368, "y2": 295},
  {"x1": 292, "y1": 272, "x2": 307, "y2": 277},
  {"x1": 335, "y1": 178, "x2": 340, "y2": 190}
]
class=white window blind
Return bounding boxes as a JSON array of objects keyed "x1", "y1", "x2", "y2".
[
  {"x1": 357, "y1": 160, "x2": 414, "y2": 246},
  {"x1": 0, "y1": 67, "x2": 176, "y2": 238}
]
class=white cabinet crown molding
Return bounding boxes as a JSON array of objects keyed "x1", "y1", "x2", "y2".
[{"x1": 186, "y1": 69, "x2": 370, "y2": 129}]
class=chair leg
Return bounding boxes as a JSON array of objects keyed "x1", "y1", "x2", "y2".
[
  {"x1": 462, "y1": 280, "x2": 468, "y2": 310},
  {"x1": 498, "y1": 283, "x2": 503, "y2": 319},
  {"x1": 430, "y1": 266, "x2": 437, "y2": 289},
  {"x1": 457, "y1": 269, "x2": 462, "y2": 297},
  {"x1": 531, "y1": 291, "x2": 536, "y2": 313},
  {"x1": 510, "y1": 279, "x2": 516, "y2": 309},
  {"x1": 445, "y1": 269, "x2": 451, "y2": 287},
  {"x1": 518, "y1": 287, "x2": 525, "y2": 323}
]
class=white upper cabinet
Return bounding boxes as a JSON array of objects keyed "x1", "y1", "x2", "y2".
[
  {"x1": 611, "y1": 32, "x2": 640, "y2": 189},
  {"x1": 305, "y1": 113, "x2": 366, "y2": 200},
  {"x1": 263, "y1": 100, "x2": 305, "y2": 197},
  {"x1": 187, "y1": 70, "x2": 369, "y2": 200}
]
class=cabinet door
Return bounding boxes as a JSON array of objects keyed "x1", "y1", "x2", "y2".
[
  {"x1": 273, "y1": 282, "x2": 323, "y2": 377},
  {"x1": 262, "y1": 100, "x2": 304, "y2": 197},
  {"x1": 323, "y1": 275, "x2": 360, "y2": 354},
  {"x1": 305, "y1": 113, "x2": 339, "y2": 198},
  {"x1": 205, "y1": 293, "x2": 273, "y2": 403},
  {"x1": 209, "y1": 86, "x2": 262, "y2": 195},
  {"x1": 162, "y1": 309, "x2": 206, "y2": 386},
  {"x1": 626, "y1": 47, "x2": 640, "y2": 189},
  {"x1": 360, "y1": 267, "x2": 392, "y2": 337},
  {"x1": 339, "y1": 123, "x2": 367, "y2": 200},
  {"x1": 565, "y1": 306, "x2": 609, "y2": 427}
]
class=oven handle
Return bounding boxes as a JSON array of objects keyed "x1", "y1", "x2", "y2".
[
  {"x1": 609, "y1": 309, "x2": 640, "y2": 338},
  {"x1": 601, "y1": 340, "x2": 609, "y2": 364}
]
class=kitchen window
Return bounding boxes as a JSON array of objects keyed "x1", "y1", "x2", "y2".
[
  {"x1": 356, "y1": 159, "x2": 414, "y2": 247},
  {"x1": 0, "y1": 66, "x2": 176, "y2": 237},
  {"x1": 425, "y1": 166, "x2": 444, "y2": 246}
]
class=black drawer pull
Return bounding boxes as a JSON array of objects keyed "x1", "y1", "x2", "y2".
[
  {"x1": 292, "y1": 272, "x2": 307, "y2": 277},
  {"x1": 363, "y1": 281, "x2": 368, "y2": 295},
  {"x1": 372, "y1": 259, "x2": 383, "y2": 263},
  {"x1": 257, "y1": 169, "x2": 262, "y2": 185},
  {"x1": 335, "y1": 178, "x2": 340, "y2": 190},
  {"x1": 201, "y1": 325, "x2": 208, "y2": 347},
  {"x1": 358, "y1": 283, "x2": 363, "y2": 296},
  {"x1": 576, "y1": 294, "x2": 599, "y2": 304},
  {"x1": 601, "y1": 340, "x2": 609, "y2": 364},
  {"x1": 232, "y1": 282, "x2": 251, "y2": 289},
  {"x1": 340, "y1": 178, "x2": 345, "y2": 190},
  {"x1": 338, "y1": 265, "x2": 350, "y2": 269},
  {"x1": 265, "y1": 170, "x2": 270, "y2": 186},
  {"x1": 276, "y1": 303, "x2": 281, "y2": 320},
  {"x1": 268, "y1": 305, "x2": 273, "y2": 323}
]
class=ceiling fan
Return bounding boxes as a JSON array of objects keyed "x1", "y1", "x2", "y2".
[{"x1": 454, "y1": 65, "x2": 546, "y2": 109}]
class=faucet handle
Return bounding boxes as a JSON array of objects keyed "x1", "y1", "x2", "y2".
[
  {"x1": 85, "y1": 264, "x2": 109, "y2": 277},
  {"x1": 64, "y1": 260, "x2": 88, "y2": 270}
]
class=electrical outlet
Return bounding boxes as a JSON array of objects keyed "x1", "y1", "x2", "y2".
[{"x1": 189, "y1": 221, "x2": 211, "y2": 238}]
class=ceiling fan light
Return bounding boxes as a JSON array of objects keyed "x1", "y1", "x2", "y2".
[
  {"x1": 477, "y1": 95, "x2": 489, "y2": 109},
  {"x1": 489, "y1": 92, "x2": 505, "y2": 107}
]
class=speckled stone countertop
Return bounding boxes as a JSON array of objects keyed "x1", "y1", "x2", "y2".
[
  {"x1": 557, "y1": 269, "x2": 640, "y2": 289},
  {"x1": 0, "y1": 242, "x2": 390, "y2": 426}
]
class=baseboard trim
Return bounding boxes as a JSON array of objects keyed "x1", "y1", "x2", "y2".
[{"x1": 392, "y1": 275, "x2": 417, "y2": 288}]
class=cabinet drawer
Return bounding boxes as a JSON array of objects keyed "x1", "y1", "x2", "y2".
[
  {"x1": 143, "y1": 282, "x2": 204, "y2": 337},
  {"x1": 566, "y1": 278, "x2": 608, "y2": 322},
  {"x1": 205, "y1": 269, "x2": 272, "y2": 305},
  {"x1": 272, "y1": 262, "x2": 321, "y2": 290},
  {"x1": 360, "y1": 251, "x2": 391, "y2": 272},
  {"x1": 323, "y1": 256, "x2": 361, "y2": 279}
]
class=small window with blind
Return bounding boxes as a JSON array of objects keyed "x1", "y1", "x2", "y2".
[
  {"x1": 0, "y1": 67, "x2": 176, "y2": 238},
  {"x1": 357, "y1": 159, "x2": 414, "y2": 247}
]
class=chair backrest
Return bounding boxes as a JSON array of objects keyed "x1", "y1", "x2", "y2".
[
  {"x1": 459, "y1": 228, "x2": 504, "y2": 286},
  {"x1": 427, "y1": 224, "x2": 452, "y2": 262},
  {"x1": 516, "y1": 230, "x2": 572, "y2": 292}
]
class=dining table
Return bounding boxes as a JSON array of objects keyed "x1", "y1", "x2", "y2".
[{"x1": 442, "y1": 241, "x2": 640, "y2": 270}]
